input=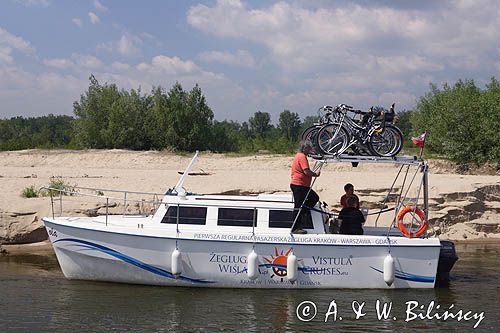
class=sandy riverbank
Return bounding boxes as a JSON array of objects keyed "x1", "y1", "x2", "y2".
[{"x1": 0, "y1": 149, "x2": 499, "y2": 246}]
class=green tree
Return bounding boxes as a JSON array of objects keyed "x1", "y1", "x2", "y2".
[
  {"x1": 411, "y1": 78, "x2": 499, "y2": 164},
  {"x1": 106, "y1": 89, "x2": 150, "y2": 150},
  {"x1": 0, "y1": 115, "x2": 74, "y2": 150},
  {"x1": 278, "y1": 110, "x2": 302, "y2": 143},
  {"x1": 184, "y1": 84, "x2": 214, "y2": 151},
  {"x1": 164, "y1": 82, "x2": 187, "y2": 149},
  {"x1": 144, "y1": 86, "x2": 170, "y2": 149},
  {"x1": 478, "y1": 78, "x2": 500, "y2": 162},
  {"x1": 394, "y1": 109, "x2": 414, "y2": 144},
  {"x1": 210, "y1": 120, "x2": 241, "y2": 152},
  {"x1": 73, "y1": 75, "x2": 121, "y2": 148},
  {"x1": 248, "y1": 111, "x2": 273, "y2": 138},
  {"x1": 162, "y1": 82, "x2": 214, "y2": 151}
]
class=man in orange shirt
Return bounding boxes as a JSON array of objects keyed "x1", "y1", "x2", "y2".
[{"x1": 290, "y1": 141, "x2": 321, "y2": 234}]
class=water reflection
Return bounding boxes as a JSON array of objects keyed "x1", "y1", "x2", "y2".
[{"x1": 1, "y1": 243, "x2": 499, "y2": 332}]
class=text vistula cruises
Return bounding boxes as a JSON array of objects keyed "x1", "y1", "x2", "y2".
[{"x1": 42, "y1": 151, "x2": 458, "y2": 289}]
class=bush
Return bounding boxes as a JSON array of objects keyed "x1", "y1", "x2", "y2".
[
  {"x1": 40, "y1": 178, "x2": 77, "y2": 197},
  {"x1": 21, "y1": 185, "x2": 39, "y2": 198},
  {"x1": 411, "y1": 78, "x2": 500, "y2": 164}
]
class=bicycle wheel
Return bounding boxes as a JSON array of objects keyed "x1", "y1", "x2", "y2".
[
  {"x1": 368, "y1": 124, "x2": 403, "y2": 157},
  {"x1": 301, "y1": 125, "x2": 318, "y2": 142},
  {"x1": 316, "y1": 123, "x2": 350, "y2": 156},
  {"x1": 301, "y1": 125, "x2": 320, "y2": 155}
]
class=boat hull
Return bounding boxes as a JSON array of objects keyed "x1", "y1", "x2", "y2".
[{"x1": 44, "y1": 219, "x2": 440, "y2": 289}]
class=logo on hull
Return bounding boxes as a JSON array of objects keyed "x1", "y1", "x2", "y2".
[{"x1": 263, "y1": 247, "x2": 293, "y2": 281}]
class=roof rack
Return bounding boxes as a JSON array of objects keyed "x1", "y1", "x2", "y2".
[
  {"x1": 308, "y1": 154, "x2": 430, "y2": 229},
  {"x1": 309, "y1": 154, "x2": 426, "y2": 166}
]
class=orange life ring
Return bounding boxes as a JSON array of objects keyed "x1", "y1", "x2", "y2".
[{"x1": 397, "y1": 206, "x2": 427, "y2": 238}]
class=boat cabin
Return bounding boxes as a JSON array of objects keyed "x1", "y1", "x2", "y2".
[{"x1": 155, "y1": 193, "x2": 328, "y2": 234}]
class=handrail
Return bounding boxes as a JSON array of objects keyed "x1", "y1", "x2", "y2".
[
  {"x1": 165, "y1": 200, "x2": 294, "y2": 211},
  {"x1": 68, "y1": 186, "x2": 164, "y2": 216},
  {"x1": 72, "y1": 186, "x2": 164, "y2": 197},
  {"x1": 43, "y1": 186, "x2": 163, "y2": 222},
  {"x1": 41, "y1": 187, "x2": 162, "y2": 205},
  {"x1": 194, "y1": 197, "x2": 293, "y2": 204},
  {"x1": 43, "y1": 186, "x2": 298, "y2": 219}
]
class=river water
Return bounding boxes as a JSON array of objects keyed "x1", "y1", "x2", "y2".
[{"x1": 0, "y1": 243, "x2": 498, "y2": 332}]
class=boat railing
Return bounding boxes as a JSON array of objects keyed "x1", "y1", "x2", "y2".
[
  {"x1": 72, "y1": 186, "x2": 164, "y2": 197},
  {"x1": 311, "y1": 154, "x2": 426, "y2": 166},
  {"x1": 164, "y1": 200, "x2": 296, "y2": 211},
  {"x1": 42, "y1": 186, "x2": 301, "y2": 226},
  {"x1": 309, "y1": 154, "x2": 429, "y2": 237},
  {"x1": 42, "y1": 186, "x2": 163, "y2": 226}
]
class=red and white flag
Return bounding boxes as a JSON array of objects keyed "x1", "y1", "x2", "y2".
[{"x1": 411, "y1": 132, "x2": 426, "y2": 148}]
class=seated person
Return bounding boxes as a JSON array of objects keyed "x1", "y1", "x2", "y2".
[
  {"x1": 338, "y1": 196, "x2": 365, "y2": 235},
  {"x1": 340, "y1": 183, "x2": 360, "y2": 209}
]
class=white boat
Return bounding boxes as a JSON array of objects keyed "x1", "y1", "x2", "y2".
[{"x1": 42, "y1": 152, "x2": 456, "y2": 289}]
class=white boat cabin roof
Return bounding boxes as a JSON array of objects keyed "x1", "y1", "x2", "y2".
[{"x1": 154, "y1": 193, "x2": 327, "y2": 234}]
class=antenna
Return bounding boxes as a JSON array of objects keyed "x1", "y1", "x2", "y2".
[{"x1": 173, "y1": 150, "x2": 199, "y2": 195}]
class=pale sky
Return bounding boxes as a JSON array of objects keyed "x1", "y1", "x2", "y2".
[{"x1": 1, "y1": 0, "x2": 499, "y2": 122}]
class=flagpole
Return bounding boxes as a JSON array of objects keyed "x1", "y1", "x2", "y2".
[{"x1": 418, "y1": 131, "x2": 426, "y2": 158}]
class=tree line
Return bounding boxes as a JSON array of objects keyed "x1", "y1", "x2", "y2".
[
  {"x1": 0, "y1": 75, "x2": 498, "y2": 164},
  {"x1": 1, "y1": 75, "x2": 316, "y2": 153},
  {"x1": 0, "y1": 114, "x2": 74, "y2": 150}
]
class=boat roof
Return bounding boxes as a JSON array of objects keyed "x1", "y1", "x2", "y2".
[{"x1": 163, "y1": 193, "x2": 293, "y2": 209}]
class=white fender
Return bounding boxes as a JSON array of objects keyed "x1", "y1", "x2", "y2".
[
  {"x1": 383, "y1": 254, "x2": 395, "y2": 286},
  {"x1": 287, "y1": 252, "x2": 298, "y2": 283},
  {"x1": 171, "y1": 249, "x2": 182, "y2": 277},
  {"x1": 247, "y1": 250, "x2": 259, "y2": 280}
]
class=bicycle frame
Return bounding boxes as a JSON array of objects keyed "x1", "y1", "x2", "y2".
[{"x1": 324, "y1": 108, "x2": 385, "y2": 155}]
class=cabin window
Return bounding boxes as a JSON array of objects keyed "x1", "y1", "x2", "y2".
[
  {"x1": 161, "y1": 206, "x2": 207, "y2": 225},
  {"x1": 217, "y1": 208, "x2": 256, "y2": 227},
  {"x1": 269, "y1": 209, "x2": 314, "y2": 229},
  {"x1": 269, "y1": 210, "x2": 294, "y2": 228}
]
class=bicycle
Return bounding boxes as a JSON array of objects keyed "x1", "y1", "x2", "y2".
[
  {"x1": 316, "y1": 103, "x2": 403, "y2": 157},
  {"x1": 300, "y1": 105, "x2": 336, "y2": 155}
]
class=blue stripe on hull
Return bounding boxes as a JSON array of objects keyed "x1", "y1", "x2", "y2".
[
  {"x1": 54, "y1": 238, "x2": 215, "y2": 284},
  {"x1": 370, "y1": 266, "x2": 434, "y2": 283}
]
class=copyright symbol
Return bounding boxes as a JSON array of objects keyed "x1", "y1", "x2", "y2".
[{"x1": 296, "y1": 300, "x2": 317, "y2": 322}]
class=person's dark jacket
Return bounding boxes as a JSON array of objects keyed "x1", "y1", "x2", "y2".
[{"x1": 338, "y1": 207, "x2": 365, "y2": 235}]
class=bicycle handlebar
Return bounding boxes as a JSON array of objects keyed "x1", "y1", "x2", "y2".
[
  {"x1": 336, "y1": 103, "x2": 352, "y2": 110},
  {"x1": 320, "y1": 103, "x2": 387, "y2": 116},
  {"x1": 318, "y1": 105, "x2": 334, "y2": 112},
  {"x1": 334, "y1": 104, "x2": 365, "y2": 114}
]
